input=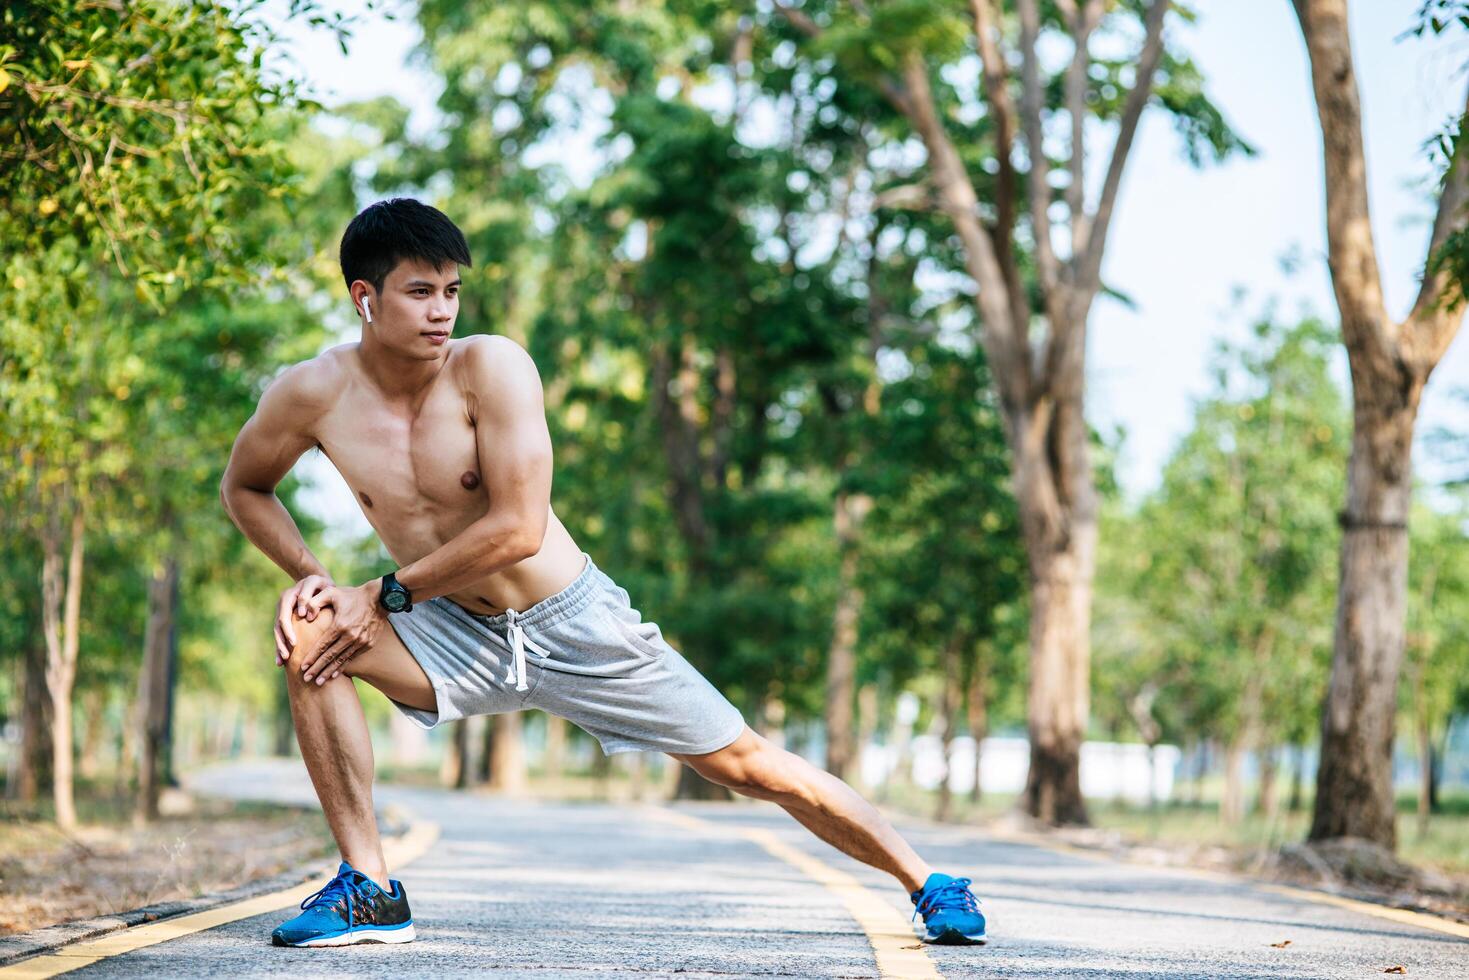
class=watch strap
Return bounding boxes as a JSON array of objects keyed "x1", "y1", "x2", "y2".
[{"x1": 379, "y1": 572, "x2": 412, "y2": 613}]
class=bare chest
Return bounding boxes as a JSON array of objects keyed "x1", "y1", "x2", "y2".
[{"x1": 315, "y1": 384, "x2": 487, "y2": 532}]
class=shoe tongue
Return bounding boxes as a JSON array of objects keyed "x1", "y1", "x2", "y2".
[
  {"x1": 336, "y1": 861, "x2": 355, "y2": 877},
  {"x1": 913, "y1": 872, "x2": 955, "y2": 901}
]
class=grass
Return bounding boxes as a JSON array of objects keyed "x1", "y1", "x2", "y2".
[
  {"x1": 875, "y1": 781, "x2": 1469, "y2": 877},
  {"x1": 0, "y1": 780, "x2": 334, "y2": 936}
]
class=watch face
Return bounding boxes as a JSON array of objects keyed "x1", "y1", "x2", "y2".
[{"x1": 384, "y1": 589, "x2": 408, "y2": 612}]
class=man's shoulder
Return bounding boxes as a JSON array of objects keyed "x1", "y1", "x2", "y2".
[
  {"x1": 265, "y1": 344, "x2": 356, "y2": 414},
  {"x1": 454, "y1": 334, "x2": 533, "y2": 372},
  {"x1": 452, "y1": 334, "x2": 539, "y2": 388},
  {"x1": 450, "y1": 335, "x2": 542, "y2": 417}
]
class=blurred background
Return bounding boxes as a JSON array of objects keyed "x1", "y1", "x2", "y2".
[{"x1": 2, "y1": 0, "x2": 1467, "y2": 934}]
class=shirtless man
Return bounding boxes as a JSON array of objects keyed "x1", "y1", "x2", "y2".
[{"x1": 220, "y1": 198, "x2": 986, "y2": 949}]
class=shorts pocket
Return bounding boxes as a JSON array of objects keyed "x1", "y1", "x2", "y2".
[
  {"x1": 533, "y1": 601, "x2": 658, "y2": 678},
  {"x1": 600, "y1": 595, "x2": 668, "y2": 660}
]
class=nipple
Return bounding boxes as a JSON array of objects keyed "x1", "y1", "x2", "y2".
[
  {"x1": 460, "y1": 470, "x2": 480, "y2": 490},
  {"x1": 359, "y1": 491, "x2": 374, "y2": 508}
]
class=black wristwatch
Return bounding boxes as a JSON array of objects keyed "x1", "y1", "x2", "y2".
[{"x1": 378, "y1": 572, "x2": 412, "y2": 613}]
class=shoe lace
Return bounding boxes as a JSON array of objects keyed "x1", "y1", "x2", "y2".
[
  {"x1": 300, "y1": 870, "x2": 375, "y2": 929},
  {"x1": 912, "y1": 876, "x2": 980, "y2": 922}
]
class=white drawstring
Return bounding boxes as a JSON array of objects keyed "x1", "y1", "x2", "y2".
[{"x1": 505, "y1": 608, "x2": 529, "y2": 692}]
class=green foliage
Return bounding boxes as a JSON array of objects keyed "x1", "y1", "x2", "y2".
[
  {"x1": 1095, "y1": 319, "x2": 1348, "y2": 750},
  {"x1": 0, "y1": 2, "x2": 348, "y2": 792},
  {"x1": 1405, "y1": 499, "x2": 1469, "y2": 756},
  {"x1": 858, "y1": 340, "x2": 1027, "y2": 721},
  {"x1": 0, "y1": 0, "x2": 309, "y2": 292}
]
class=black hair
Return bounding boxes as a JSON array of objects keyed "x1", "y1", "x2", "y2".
[{"x1": 338, "y1": 198, "x2": 472, "y2": 294}]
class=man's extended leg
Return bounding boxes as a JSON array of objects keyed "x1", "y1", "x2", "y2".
[
  {"x1": 674, "y1": 728, "x2": 986, "y2": 944},
  {"x1": 672, "y1": 727, "x2": 931, "y2": 892},
  {"x1": 285, "y1": 608, "x2": 437, "y2": 889}
]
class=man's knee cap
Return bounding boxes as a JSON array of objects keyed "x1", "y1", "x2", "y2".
[{"x1": 288, "y1": 608, "x2": 335, "y2": 657}]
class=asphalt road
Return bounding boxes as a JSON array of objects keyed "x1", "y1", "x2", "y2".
[{"x1": 51, "y1": 760, "x2": 1468, "y2": 979}]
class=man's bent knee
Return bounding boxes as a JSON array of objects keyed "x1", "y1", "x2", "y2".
[{"x1": 285, "y1": 609, "x2": 337, "y2": 685}]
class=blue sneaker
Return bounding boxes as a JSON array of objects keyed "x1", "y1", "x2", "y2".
[
  {"x1": 910, "y1": 873, "x2": 986, "y2": 945},
  {"x1": 271, "y1": 861, "x2": 415, "y2": 947}
]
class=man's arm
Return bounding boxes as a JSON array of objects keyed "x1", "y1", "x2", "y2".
[
  {"x1": 395, "y1": 336, "x2": 550, "y2": 599},
  {"x1": 220, "y1": 362, "x2": 334, "y2": 662}
]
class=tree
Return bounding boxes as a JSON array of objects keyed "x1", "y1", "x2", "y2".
[
  {"x1": 1404, "y1": 501, "x2": 1469, "y2": 834},
  {"x1": 772, "y1": 0, "x2": 1248, "y2": 822},
  {"x1": 1096, "y1": 318, "x2": 1346, "y2": 823},
  {"x1": 1, "y1": 0, "x2": 316, "y2": 827},
  {"x1": 1289, "y1": 0, "x2": 1469, "y2": 849},
  {"x1": 857, "y1": 339, "x2": 1025, "y2": 819}
]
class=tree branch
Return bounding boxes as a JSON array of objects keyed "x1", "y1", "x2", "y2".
[
  {"x1": 1076, "y1": 0, "x2": 1169, "y2": 299},
  {"x1": 1290, "y1": 0, "x2": 1394, "y2": 378},
  {"x1": 1405, "y1": 79, "x2": 1469, "y2": 368},
  {"x1": 900, "y1": 51, "x2": 1033, "y2": 409},
  {"x1": 1065, "y1": 1, "x2": 1104, "y2": 258},
  {"x1": 774, "y1": 2, "x2": 913, "y2": 115},
  {"x1": 970, "y1": 0, "x2": 1029, "y2": 333},
  {"x1": 1016, "y1": 0, "x2": 1062, "y2": 297}
]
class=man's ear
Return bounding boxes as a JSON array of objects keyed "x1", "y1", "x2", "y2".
[{"x1": 350, "y1": 281, "x2": 375, "y2": 321}]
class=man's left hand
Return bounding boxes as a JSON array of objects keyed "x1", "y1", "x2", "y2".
[{"x1": 298, "y1": 581, "x2": 388, "y2": 684}]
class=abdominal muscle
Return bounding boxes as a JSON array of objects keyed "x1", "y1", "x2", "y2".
[{"x1": 380, "y1": 506, "x2": 588, "y2": 617}]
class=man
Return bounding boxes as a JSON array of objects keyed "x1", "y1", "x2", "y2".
[{"x1": 221, "y1": 198, "x2": 986, "y2": 949}]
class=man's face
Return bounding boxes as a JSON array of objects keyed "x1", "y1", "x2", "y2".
[{"x1": 356, "y1": 258, "x2": 461, "y2": 358}]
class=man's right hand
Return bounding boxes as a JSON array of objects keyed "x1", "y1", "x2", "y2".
[{"x1": 275, "y1": 574, "x2": 334, "y2": 665}]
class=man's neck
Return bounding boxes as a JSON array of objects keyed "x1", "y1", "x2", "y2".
[{"x1": 355, "y1": 332, "x2": 449, "y2": 401}]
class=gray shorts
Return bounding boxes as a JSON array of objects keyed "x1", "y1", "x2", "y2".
[{"x1": 385, "y1": 555, "x2": 746, "y2": 756}]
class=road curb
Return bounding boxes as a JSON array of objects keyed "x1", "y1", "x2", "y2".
[{"x1": 0, "y1": 804, "x2": 430, "y2": 970}]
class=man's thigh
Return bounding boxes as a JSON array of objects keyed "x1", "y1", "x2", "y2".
[{"x1": 293, "y1": 612, "x2": 436, "y2": 712}]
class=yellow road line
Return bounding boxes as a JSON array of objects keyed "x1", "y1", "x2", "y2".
[
  {"x1": 972, "y1": 819, "x2": 1469, "y2": 942},
  {"x1": 1, "y1": 820, "x2": 440, "y2": 980},
  {"x1": 1257, "y1": 883, "x2": 1469, "y2": 941},
  {"x1": 645, "y1": 807, "x2": 942, "y2": 980}
]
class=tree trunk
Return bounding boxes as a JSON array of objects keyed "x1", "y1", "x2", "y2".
[
  {"x1": 17, "y1": 641, "x2": 52, "y2": 802},
  {"x1": 1287, "y1": 744, "x2": 1306, "y2": 813},
  {"x1": 487, "y1": 714, "x2": 527, "y2": 794},
  {"x1": 935, "y1": 634, "x2": 964, "y2": 822},
  {"x1": 1221, "y1": 738, "x2": 1246, "y2": 826},
  {"x1": 77, "y1": 690, "x2": 107, "y2": 781},
  {"x1": 42, "y1": 508, "x2": 85, "y2": 830},
  {"x1": 1020, "y1": 510, "x2": 1095, "y2": 826},
  {"x1": 674, "y1": 763, "x2": 732, "y2": 801},
  {"x1": 1190, "y1": 741, "x2": 1207, "y2": 807},
  {"x1": 135, "y1": 556, "x2": 179, "y2": 824},
  {"x1": 825, "y1": 490, "x2": 871, "y2": 780},
  {"x1": 759, "y1": 687, "x2": 787, "y2": 748},
  {"x1": 441, "y1": 719, "x2": 470, "y2": 789},
  {"x1": 1256, "y1": 745, "x2": 1279, "y2": 820},
  {"x1": 543, "y1": 713, "x2": 567, "y2": 780},
  {"x1": 1416, "y1": 716, "x2": 1432, "y2": 837},
  {"x1": 273, "y1": 676, "x2": 294, "y2": 758},
  {"x1": 1310, "y1": 398, "x2": 1416, "y2": 849},
  {"x1": 1292, "y1": 0, "x2": 1469, "y2": 852},
  {"x1": 967, "y1": 656, "x2": 988, "y2": 804},
  {"x1": 1147, "y1": 743, "x2": 1159, "y2": 812},
  {"x1": 855, "y1": 683, "x2": 878, "y2": 791},
  {"x1": 1428, "y1": 736, "x2": 1441, "y2": 813}
]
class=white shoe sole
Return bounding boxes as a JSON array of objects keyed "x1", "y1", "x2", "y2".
[
  {"x1": 292, "y1": 923, "x2": 416, "y2": 947},
  {"x1": 913, "y1": 921, "x2": 986, "y2": 945}
]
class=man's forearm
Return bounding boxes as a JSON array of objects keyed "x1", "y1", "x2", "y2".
[
  {"x1": 222, "y1": 485, "x2": 331, "y2": 581},
  {"x1": 393, "y1": 512, "x2": 539, "y2": 602}
]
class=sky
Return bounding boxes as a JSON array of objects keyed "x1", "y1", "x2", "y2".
[{"x1": 271, "y1": 1, "x2": 1469, "y2": 537}]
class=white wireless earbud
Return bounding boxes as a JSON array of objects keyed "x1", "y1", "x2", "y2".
[{"x1": 361, "y1": 295, "x2": 373, "y2": 323}]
